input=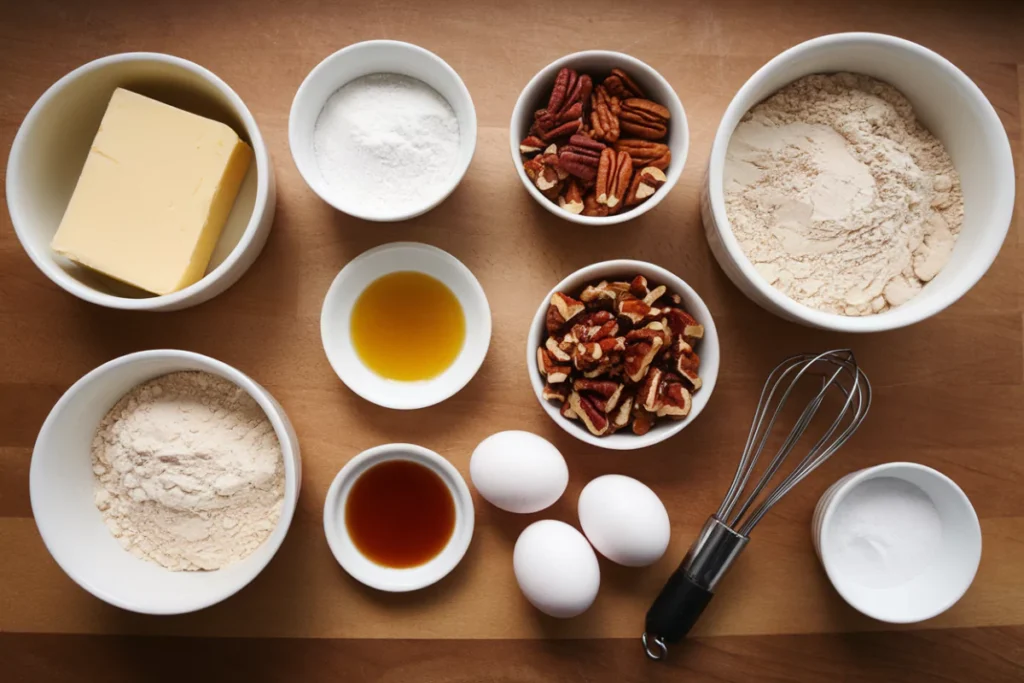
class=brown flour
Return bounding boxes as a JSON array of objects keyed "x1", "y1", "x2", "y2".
[{"x1": 724, "y1": 73, "x2": 964, "y2": 316}]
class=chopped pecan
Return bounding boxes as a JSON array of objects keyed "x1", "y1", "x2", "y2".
[
  {"x1": 669, "y1": 337, "x2": 702, "y2": 391},
  {"x1": 603, "y1": 68, "x2": 645, "y2": 99},
  {"x1": 619, "y1": 98, "x2": 670, "y2": 140},
  {"x1": 522, "y1": 149, "x2": 566, "y2": 200},
  {"x1": 630, "y1": 276, "x2": 649, "y2": 298},
  {"x1": 549, "y1": 292, "x2": 585, "y2": 330},
  {"x1": 638, "y1": 366, "x2": 665, "y2": 413},
  {"x1": 520, "y1": 135, "x2": 546, "y2": 156},
  {"x1": 623, "y1": 336, "x2": 663, "y2": 383},
  {"x1": 643, "y1": 285, "x2": 667, "y2": 306},
  {"x1": 572, "y1": 341, "x2": 605, "y2": 373},
  {"x1": 569, "y1": 391, "x2": 610, "y2": 436},
  {"x1": 560, "y1": 400, "x2": 578, "y2": 420},
  {"x1": 545, "y1": 336, "x2": 572, "y2": 362},
  {"x1": 614, "y1": 140, "x2": 671, "y2": 170},
  {"x1": 582, "y1": 193, "x2": 609, "y2": 217},
  {"x1": 658, "y1": 376, "x2": 692, "y2": 418},
  {"x1": 610, "y1": 393, "x2": 634, "y2": 432},
  {"x1": 627, "y1": 321, "x2": 672, "y2": 348},
  {"x1": 542, "y1": 382, "x2": 570, "y2": 403},
  {"x1": 558, "y1": 179, "x2": 585, "y2": 214},
  {"x1": 571, "y1": 310, "x2": 618, "y2": 343},
  {"x1": 589, "y1": 85, "x2": 620, "y2": 143},
  {"x1": 595, "y1": 148, "x2": 634, "y2": 211},
  {"x1": 581, "y1": 280, "x2": 629, "y2": 309},
  {"x1": 537, "y1": 347, "x2": 571, "y2": 384},
  {"x1": 615, "y1": 293, "x2": 651, "y2": 325},
  {"x1": 625, "y1": 166, "x2": 668, "y2": 207},
  {"x1": 574, "y1": 379, "x2": 624, "y2": 413},
  {"x1": 663, "y1": 307, "x2": 705, "y2": 342},
  {"x1": 558, "y1": 134, "x2": 606, "y2": 182},
  {"x1": 632, "y1": 408, "x2": 655, "y2": 436}
]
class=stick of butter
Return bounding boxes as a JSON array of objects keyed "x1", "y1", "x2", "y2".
[{"x1": 51, "y1": 88, "x2": 253, "y2": 296}]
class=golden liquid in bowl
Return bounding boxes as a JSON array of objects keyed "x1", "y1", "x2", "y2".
[{"x1": 350, "y1": 271, "x2": 465, "y2": 381}]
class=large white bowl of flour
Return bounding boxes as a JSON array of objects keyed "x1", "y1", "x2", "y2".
[
  {"x1": 702, "y1": 33, "x2": 1014, "y2": 332},
  {"x1": 30, "y1": 350, "x2": 301, "y2": 614}
]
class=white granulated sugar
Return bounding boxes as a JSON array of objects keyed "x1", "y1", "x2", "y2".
[
  {"x1": 91, "y1": 371, "x2": 284, "y2": 571},
  {"x1": 313, "y1": 73, "x2": 460, "y2": 215},
  {"x1": 724, "y1": 73, "x2": 964, "y2": 316},
  {"x1": 825, "y1": 477, "x2": 943, "y2": 589}
]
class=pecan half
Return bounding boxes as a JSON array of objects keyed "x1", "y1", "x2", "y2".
[
  {"x1": 595, "y1": 149, "x2": 633, "y2": 211},
  {"x1": 558, "y1": 134, "x2": 606, "y2": 182},
  {"x1": 619, "y1": 98, "x2": 670, "y2": 140},
  {"x1": 614, "y1": 140, "x2": 671, "y2": 170},
  {"x1": 625, "y1": 166, "x2": 668, "y2": 207},
  {"x1": 533, "y1": 68, "x2": 593, "y2": 142},
  {"x1": 589, "y1": 85, "x2": 621, "y2": 143},
  {"x1": 603, "y1": 68, "x2": 645, "y2": 99}
]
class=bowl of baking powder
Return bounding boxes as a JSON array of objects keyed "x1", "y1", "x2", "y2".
[
  {"x1": 30, "y1": 350, "x2": 301, "y2": 615},
  {"x1": 289, "y1": 40, "x2": 476, "y2": 222},
  {"x1": 703, "y1": 33, "x2": 1014, "y2": 332},
  {"x1": 813, "y1": 462, "x2": 981, "y2": 623}
]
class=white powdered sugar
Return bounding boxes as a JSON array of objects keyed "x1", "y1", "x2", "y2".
[
  {"x1": 724, "y1": 73, "x2": 964, "y2": 316},
  {"x1": 91, "y1": 371, "x2": 284, "y2": 571},
  {"x1": 313, "y1": 73, "x2": 460, "y2": 215}
]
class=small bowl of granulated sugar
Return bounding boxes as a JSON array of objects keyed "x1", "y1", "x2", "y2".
[
  {"x1": 703, "y1": 33, "x2": 1015, "y2": 332},
  {"x1": 29, "y1": 350, "x2": 301, "y2": 615},
  {"x1": 289, "y1": 40, "x2": 477, "y2": 222}
]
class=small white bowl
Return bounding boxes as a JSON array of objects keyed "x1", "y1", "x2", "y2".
[
  {"x1": 6, "y1": 52, "x2": 276, "y2": 311},
  {"x1": 510, "y1": 51, "x2": 689, "y2": 226},
  {"x1": 321, "y1": 242, "x2": 491, "y2": 409},
  {"x1": 813, "y1": 462, "x2": 982, "y2": 624},
  {"x1": 289, "y1": 40, "x2": 477, "y2": 222},
  {"x1": 703, "y1": 32, "x2": 1015, "y2": 332},
  {"x1": 323, "y1": 443, "x2": 474, "y2": 592},
  {"x1": 30, "y1": 350, "x2": 301, "y2": 615},
  {"x1": 527, "y1": 260, "x2": 719, "y2": 450}
]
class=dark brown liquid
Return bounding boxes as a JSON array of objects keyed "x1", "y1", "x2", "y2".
[{"x1": 345, "y1": 459, "x2": 456, "y2": 568}]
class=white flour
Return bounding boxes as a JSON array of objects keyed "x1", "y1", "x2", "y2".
[
  {"x1": 92, "y1": 371, "x2": 284, "y2": 571},
  {"x1": 826, "y1": 477, "x2": 943, "y2": 589},
  {"x1": 313, "y1": 73, "x2": 460, "y2": 215},
  {"x1": 724, "y1": 73, "x2": 964, "y2": 316}
]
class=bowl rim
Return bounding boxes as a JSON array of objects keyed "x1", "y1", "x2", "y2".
[
  {"x1": 705, "y1": 31, "x2": 1016, "y2": 332},
  {"x1": 320, "y1": 241, "x2": 492, "y2": 410},
  {"x1": 322, "y1": 442, "x2": 475, "y2": 592},
  {"x1": 509, "y1": 50, "x2": 689, "y2": 226},
  {"x1": 526, "y1": 259, "x2": 720, "y2": 451},
  {"x1": 5, "y1": 51, "x2": 273, "y2": 311},
  {"x1": 816, "y1": 461, "x2": 982, "y2": 623},
  {"x1": 28, "y1": 349, "x2": 301, "y2": 615},
  {"x1": 288, "y1": 39, "x2": 478, "y2": 222}
]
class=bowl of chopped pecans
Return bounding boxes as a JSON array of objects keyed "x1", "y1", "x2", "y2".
[
  {"x1": 509, "y1": 51, "x2": 688, "y2": 225},
  {"x1": 527, "y1": 260, "x2": 719, "y2": 450}
]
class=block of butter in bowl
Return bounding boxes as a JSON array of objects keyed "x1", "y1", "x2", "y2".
[{"x1": 50, "y1": 88, "x2": 253, "y2": 295}]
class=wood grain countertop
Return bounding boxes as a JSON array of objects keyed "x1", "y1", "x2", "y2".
[{"x1": 1, "y1": 0, "x2": 1022, "y2": 680}]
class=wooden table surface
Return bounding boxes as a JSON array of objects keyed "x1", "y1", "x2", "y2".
[{"x1": 2, "y1": 0, "x2": 1023, "y2": 680}]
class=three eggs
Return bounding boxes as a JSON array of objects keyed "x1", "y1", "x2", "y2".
[{"x1": 471, "y1": 431, "x2": 671, "y2": 618}]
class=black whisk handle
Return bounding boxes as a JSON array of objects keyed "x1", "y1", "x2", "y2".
[{"x1": 643, "y1": 568, "x2": 713, "y2": 654}]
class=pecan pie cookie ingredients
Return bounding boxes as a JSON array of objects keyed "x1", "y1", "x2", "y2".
[
  {"x1": 536, "y1": 276, "x2": 704, "y2": 437},
  {"x1": 520, "y1": 67, "x2": 672, "y2": 217}
]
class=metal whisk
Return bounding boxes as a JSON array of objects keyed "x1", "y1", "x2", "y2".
[{"x1": 642, "y1": 349, "x2": 871, "y2": 661}]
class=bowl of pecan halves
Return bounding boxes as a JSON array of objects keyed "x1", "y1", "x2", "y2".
[
  {"x1": 510, "y1": 51, "x2": 689, "y2": 225},
  {"x1": 527, "y1": 260, "x2": 719, "y2": 450}
]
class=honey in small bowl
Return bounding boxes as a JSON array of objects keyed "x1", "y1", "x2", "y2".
[
  {"x1": 345, "y1": 459, "x2": 456, "y2": 568},
  {"x1": 350, "y1": 271, "x2": 465, "y2": 381}
]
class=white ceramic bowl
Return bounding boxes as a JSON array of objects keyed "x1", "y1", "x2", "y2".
[
  {"x1": 6, "y1": 52, "x2": 276, "y2": 311},
  {"x1": 321, "y1": 242, "x2": 491, "y2": 409},
  {"x1": 29, "y1": 350, "x2": 301, "y2": 615},
  {"x1": 812, "y1": 462, "x2": 981, "y2": 623},
  {"x1": 703, "y1": 32, "x2": 1015, "y2": 332},
  {"x1": 323, "y1": 443, "x2": 474, "y2": 592},
  {"x1": 289, "y1": 40, "x2": 477, "y2": 222},
  {"x1": 510, "y1": 51, "x2": 689, "y2": 226},
  {"x1": 527, "y1": 260, "x2": 719, "y2": 450}
]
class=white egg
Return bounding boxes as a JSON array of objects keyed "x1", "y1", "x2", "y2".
[
  {"x1": 470, "y1": 431, "x2": 568, "y2": 514},
  {"x1": 578, "y1": 474, "x2": 670, "y2": 567},
  {"x1": 513, "y1": 520, "x2": 600, "y2": 618}
]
